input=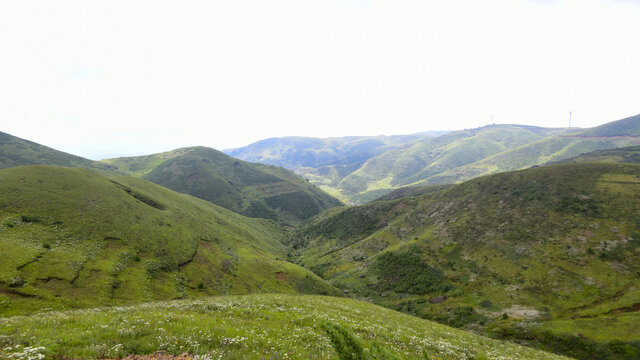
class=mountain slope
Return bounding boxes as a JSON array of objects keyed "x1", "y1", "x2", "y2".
[
  {"x1": 0, "y1": 166, "x2": 339, "y2": 316},
  {"x1": 224, "y1": 133, "x2": 440, "y2": 170},
  {"x1": 575, "y1": 113, "x2": 640, "y2": 137},
  {"x1": 290, "y1": 162, "x2": 640, "y2": 359},
  {"x1": 554, "y1": 145, "x2": 640, "y2": 165},
  {"x1": 372, "y1": 114, "x2": 640, "y2": 189},
  {"x1": 373, "y1": 184, "x2": 454, "y2": 202},
  {"x1": 0, "y1": 294, "x2": 567, "y2": 360},
  {"x1": 423, "y1": 115, "x2": 640, "y2": 187},
  {"x1": 230, "y1": 115, "x2": 640, "y2": 205},
  {"x1": 104, "y1": 147, "x2": 342, "y2": 224},
  {"x1": 423, "y1": 135, "x2": 640, "y2": 187},
  {"x1": 302, "y1": 124, "x2": 563, "y2": 203},
  {"x1": 0, "y1": 130, "x2": 118, "y2": 175}
]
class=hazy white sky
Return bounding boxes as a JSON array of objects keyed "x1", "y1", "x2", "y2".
[{"x1": 1, "y1": 0, "x2": 639, "y2": 159}]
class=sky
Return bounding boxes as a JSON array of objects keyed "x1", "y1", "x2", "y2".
[{"x1": 1, "y1": 0, "x2": 639, "y2": 160}]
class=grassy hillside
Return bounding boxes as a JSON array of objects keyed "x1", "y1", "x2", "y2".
[
  {"x1": 0, "y1": 131, "x2": 118, "y2": 175},
  {"x1": 424, "y1": 131, "x2": 640, "y2": 187},
  {"x1": 0, "y1": 166, "x2": 339, "y2": 316},
  {"x1": 0, "y1": 294, "x2": 568, "y2": 360},
  {"x1": 576, "y1": 113, "x2": 640, "y2": 137},
  {"x1": 104, "y1": 147, "x2": 342, "y2": 225},
  {"x1": 308, "y1": 125, "x2": 562, "y2": 203},
  {"x1": 407, "y1": 115, "x2": 640, "y2": 188},
  {"x1": 224, "y1": 133, "x2": 439, "y2": 170},
  {"x1": 234, "y1": 115, "x2": 640, "y2": 205},
  {"x1": 374, "y1": 184, "x2": 454, "y2": 202},
  {"x1": 554, "y1": 145, "x2": 640, "y2": 165},
  {"x1": 290, "y1": 163, "x2": 640, "y2": 359}
]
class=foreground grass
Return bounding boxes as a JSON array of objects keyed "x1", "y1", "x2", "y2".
[{"x1": 0, "y1": 294, "x2": 568, "y2": 360}]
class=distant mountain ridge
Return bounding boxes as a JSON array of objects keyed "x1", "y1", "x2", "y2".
[
  {"x1": 104, "y1": 147, "x2": 342, "y2": 224},
  {"x1": 227, "y1": 114, "x2": 640, "y2": 204},
  {"x1": 224, "y1": 132, "x2": 447, "y2": 170}
]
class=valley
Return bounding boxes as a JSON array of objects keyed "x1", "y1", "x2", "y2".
[
  {"x1": 103, "y1": 147, "x2": 342, "y2": 225},
  {"x1": 1, "y1": 114, "x2": 639, "y2": 359},
  {"x1": 229, "y1": 114, "x2": 640, "y2": 204}
]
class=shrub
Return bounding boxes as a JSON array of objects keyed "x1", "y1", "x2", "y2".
[
  {"x1": 371, "y1": 246, "x2": 445, "y2": 295},
  {"x1": 438, "y1": 306, "x2": 487, "y2": 328},
  {"x1": 20, "y1": 215, "x2": 40, "y2": 223}
]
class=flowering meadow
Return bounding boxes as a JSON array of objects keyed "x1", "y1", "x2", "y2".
[{"x1": 0, "y1": 294, "x2": 569, "y2": 360}]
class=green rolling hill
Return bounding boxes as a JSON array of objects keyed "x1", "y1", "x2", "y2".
[
  {"x1": 575, "y1": 113, "x2": 640, "y2": 137},
  {"x1": 553, "y1": 145, "x2": 640, "y2": 165},
  {"x1": 289, "y1": 162, "x2": 640, "y2": 359},
  {"x1": 224, "y1": 133, "x2": 442, "y2": 170},
  {"x1": 302, "y1": 124, "x2": 564, "y2": 203},
  {"x1": 103, "y1": 147, "x2": 342, "y2": 225},
  {"x1": 0, "y1": 166, "x2": 339, "y2": 316},
  {"x1": 422, "y1": 135, "x2": 640, "y2": 187},
  {"x1": 422, "y1": 115, "x2": 640, "y2": 188},
  {"x1": 229, "y1": 114, "x2": 640, "y2": 204},
  {"x1": 0, "y1": 131, "x2": 119, "y2": 175}
]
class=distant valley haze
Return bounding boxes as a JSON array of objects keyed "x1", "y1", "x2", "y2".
[{"x1": 1, "y1": 0, "x2": 639, "y2": 159}]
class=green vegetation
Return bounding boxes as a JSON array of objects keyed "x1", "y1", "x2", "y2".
[
  {"x1": 374, "y1": 184, "x2": 454, "y2": 202},
  {"x1": 290, "y1": 162, "x2": 640, "y2": 358},
  {"x1": 224, "y1": 133, "x2": 438, "y2": 169},
  {"x1": 0, "y1": 166, "x2": 339, "y2": 316},
  {"x1": 3, "y1": 117, "x2": 640, "y2": 359},
  {"x1": 575, "y1": 113, "x2": 640, "y2": 137},
  {"x1": 0, "y1": 131, "x2": 119, "y2": 175},
  {"x1": 554, "y1": 145, "x2": 640, "y2": 165},
  {"x1": 439, "y1": 133, "x2": 640, "y2": 188},
  {"x1": 229, "y1": 115, "x2": 640, "y2": 204},
  {"x1": 0, "y1": 294, "x2": 568, "y2": 359},
  {"x1": 104, "y1": 147, "x2": 342, "y2": 224},
  {"x1": 371, "y1": 246, "x2": 446, "y2": 294}
]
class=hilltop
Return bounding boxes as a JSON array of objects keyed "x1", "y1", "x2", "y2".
[
  {"x1": 0, "y1": 166, "x2": 339, "y2": 316},
  {"x1": 0, "y1": 131, "x2": 118, "y2": 175},
  {"x1": 103, "y1": 147, "x2": 342, "y2": 225},
  {"x1": 0, "y1": 294, "x2": 568, "y2": 360},
  {"x1": 289, "y1": 162, "x2": 640, "y2": 359}
]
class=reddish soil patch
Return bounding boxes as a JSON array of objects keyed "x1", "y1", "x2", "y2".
[{"x1": 275, "y1": 271, "x2": 289, "y2": 283}]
